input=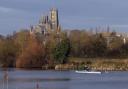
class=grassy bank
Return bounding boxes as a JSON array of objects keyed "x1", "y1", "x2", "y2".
[{"x1": 55, "y1": 57, "x2": 128, "y2": 71}]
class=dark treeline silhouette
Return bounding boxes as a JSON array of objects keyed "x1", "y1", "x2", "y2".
[{"x1": 0, "y1": 29, "x2": 128, "y2": 68}]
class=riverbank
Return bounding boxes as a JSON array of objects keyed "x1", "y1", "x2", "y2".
[
  {"x1": 1, "y1": 57, "x2": 128, "y2": 71},
  {"x1": 54, "y1": 57, "x2": 128, "y2": 71}
]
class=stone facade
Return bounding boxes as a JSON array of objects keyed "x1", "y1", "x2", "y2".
[{"x1": 30, "y1": 8, "x2": 60, "y2": 35}]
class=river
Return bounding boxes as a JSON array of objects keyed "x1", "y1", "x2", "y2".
[{"x1": 0, "y1": 69, "x2": 128, "y2": 89}]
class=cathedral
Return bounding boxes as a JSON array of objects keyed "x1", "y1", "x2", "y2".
[{"x1": 30, "y1": 8, "x2": 61, "y2": 35}]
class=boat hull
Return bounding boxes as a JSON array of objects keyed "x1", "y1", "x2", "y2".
[{"x1": 75, "y1": 70, "x2": 101, "y2": 74}]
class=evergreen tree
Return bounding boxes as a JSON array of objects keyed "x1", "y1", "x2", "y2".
[{"x1": 53, "y1": 38, "x2": 70, "y2": 64}]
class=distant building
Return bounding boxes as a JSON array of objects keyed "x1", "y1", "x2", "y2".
[
  {"x1": 100, "y1": 31, "x2": 128, "y2": 46},
  {"x1": 50, "y1": 8, "x2": 59, "y2": 31},
  {"x1": 30, "y1": 8, "x2": 60, "y2": 35}
]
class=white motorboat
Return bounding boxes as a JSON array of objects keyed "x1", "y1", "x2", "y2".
[{"x1": 75, "y1": 70, "x2": 101, "y2": 74}]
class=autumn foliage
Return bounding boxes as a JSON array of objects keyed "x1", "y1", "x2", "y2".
[
  {"x1": 16, "y1": 36, "x2": 46, "y2": 68},
  {"x1": 0, "y1": 29, "x2": 128, "y2": 68}
]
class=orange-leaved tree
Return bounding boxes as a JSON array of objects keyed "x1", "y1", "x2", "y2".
[{"x1": 16, "y1": 35, "x2": 46, "y2": 68}]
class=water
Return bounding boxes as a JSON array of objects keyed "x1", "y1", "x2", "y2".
[{"x1": 0, "y1": 69, "x2": 128, "y2": 89}]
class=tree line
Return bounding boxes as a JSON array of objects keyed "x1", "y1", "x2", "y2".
[{"x1": 0, "y1": 29, "x2": 128, "y2": 68}]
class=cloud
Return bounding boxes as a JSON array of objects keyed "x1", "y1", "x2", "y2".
[
  {"x1": 0, "y1": 6, "x2": 17, "y2": 13},
  {"x1": 111, "y1": 24, "x2": 128, "y2": 28},
  {"x1": 0, "y1": 6, "x2": 29, "y2": 14}
]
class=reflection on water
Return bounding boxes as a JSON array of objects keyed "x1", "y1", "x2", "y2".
[
  {"x1": 0, "y1": 69, "x2": 128, "y2": 89},
  {"x1": 6, "y1": 77, "x2": 70, "y2": 82}
]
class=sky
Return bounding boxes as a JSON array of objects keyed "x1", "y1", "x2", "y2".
[{"x1": 0, "y1": 0, "x2": 128, "y2": 35}]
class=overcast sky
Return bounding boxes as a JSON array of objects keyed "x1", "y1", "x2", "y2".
[{"x1": 0, "y1": 0, "x2": 128, "y2": 35}]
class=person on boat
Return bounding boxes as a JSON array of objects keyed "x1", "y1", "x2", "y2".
[{"x1": 84, "y1": 66, "x2": 90, "y2": 71}]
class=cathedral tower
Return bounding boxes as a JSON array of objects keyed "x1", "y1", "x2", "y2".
[{"x1": 50, "y1": 8, "x2": 59, "y2": 30}]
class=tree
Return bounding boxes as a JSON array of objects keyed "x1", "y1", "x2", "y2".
[
  {"x1": 0, "y1": 37, "x2": 18, "y2": 67},
  {"x1": 16, "y1": 36, "x2": 46, "y2": 68},
  {"x1": 120, "y1": 43, "x2": 128, "y2": 57},
  {"x1": 92, "y1": 34, "x2": 107, "y2": 57},
  {"x1": 53, "y1": 37, "x2": 70, "y2": 64},
  {"x1": 79, "y1": 31, "x2": 94, "y2": 57},
  {"x1": 14, "y1": 30, "x2": 30, "y2": 53},
  {"x1": 69, "y1": 30, "x2": 81, "y2": 57},
  {"x1": 107, "y1": 37, "x2": 123, "y2": 58}
]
